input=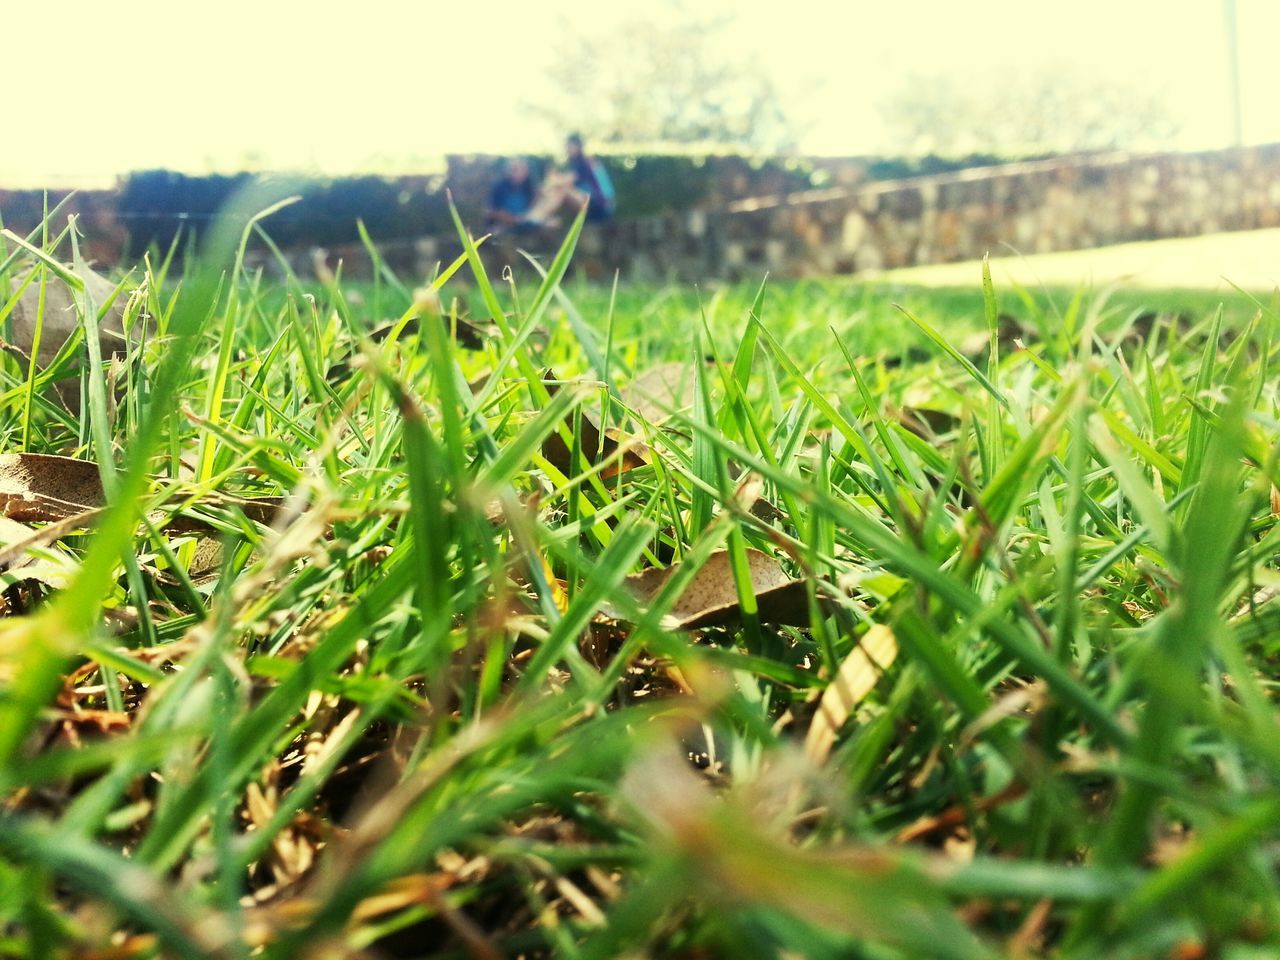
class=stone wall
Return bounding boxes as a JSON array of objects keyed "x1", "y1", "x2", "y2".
[
  {"x1": 0, "y1": 189, "x2": 127, "y2": 267},
  {"x1": 262, "y1": 143, "x2": 1280, "y2": 286},
  {"x1": 6, "y1": 144, "x2": 1279, "y2": 285},
  {"x1": 0, "y1": 154, "x2": 830, "y2": 265},
  {"x1": 568, "y1": 144, "x2": 1280, "y2": 282},
  {"x1": 443, "y1": 152, "x2": 838, "y2": 220}
]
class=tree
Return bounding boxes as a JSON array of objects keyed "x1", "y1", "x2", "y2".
[
  {"x1": 877, "y1": 63, "x2": 1182, "y2": 157},
  {"x1": 531, "y1": 10, "x2": 795, "y2": 153}
]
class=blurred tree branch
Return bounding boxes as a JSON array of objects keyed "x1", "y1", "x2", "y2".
[
  {"x1": 878, "y1": 64, "x2": 1182, "y2": 157},
  {"x1": 529, "y1": 9, "x2": 797, "y2": 153}
]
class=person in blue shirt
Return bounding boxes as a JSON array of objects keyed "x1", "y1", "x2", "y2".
[{"x1": 485, "y1": 157, "x2": 540, "y2": 232}]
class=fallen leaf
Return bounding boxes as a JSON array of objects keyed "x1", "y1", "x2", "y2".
[
  {"x1": 6, "y1": 260, "x2": 133, "y2": 368},
  {"x1": 0, "y1": 453, "x2": 286, "y2": 582},
  {"x1": 161, "y1": 493, "x2": 286, "y2": 534},
  {"x1": 804, "y1": 624, "x2": 899, "y2": 765},
  {"x1": 893, "y1": 405, "x2": 960, "y2": 440},
  {"x1": 539, "y1": 371, "x2": 649, "y2": 478},
  {"x1": 369, "y1": 312, "x2": 497, "y2": 351},
  {"x1": 895, "y1": 780, "x2": 1027, "y2": 844},
  {"x1": 0, "y1": 560, "x2": 75, "y2": 593},
  {"x1": 724, "y1": 462, "x2": 785, "y2": 523},
  {"x1": 0, "y1": 515, "x2": 41, "y2": 553},
  {"x1": 960, "y1": 313, "x2": 1030, "y2": 364},
  {"x1": 623, "y1": 548, "x2": 815, "y2": 630},
  {"x1": 0, "y1": 453, "x2": 105, "y2": 520},
  {"x1": 242, "y1": 872, "x2": 460, "y2": 947},
  {"x1": 621, "y1": 360, "x2": 699, "y2": 423},
  {"x1": 325, "y1": 312, "x2": 499, "y2": 383},
  {"x1": 0, "y1": 453, "x2": 283, "y2": 529}
]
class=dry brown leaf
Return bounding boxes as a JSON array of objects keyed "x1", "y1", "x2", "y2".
[
  {"x1": 0, "y1": 508, "x2": 106, "y2": 575},
  {"x1": 717, "y1": 462, "x2": 786, "y2": 525},
  {"x1": 0, "y1": 453, "x2": 105, "y2": 520},
  {"x1": 0, "y1": 545, "x2": 77, "y2": 615},
  {"x1": 621, "y1": 360, "x2": 699, "y2": 423},
  {"x1": 893, "y1": 405, "x2": 960, "y2": 440},
  {"x1": 0, "y1": 516, "x2": 40, "y2": 553},
  {"x1": 959, "y1": 313, "x2": 1030, "y2": 364},
  {"x1": 803, "y1": 624, "x2": 898, "y2": 765},
  {"x1": 71, "y1": 934, "x2": 159, "y2": 960},
  {"x1": 895, "y1": 780, "x2": 1028, "y2": 844},
  {"x1": 372, "y1": 313, "x2": 495, "y2": 351},
  {"x1": 7, "y1": 261, "x2": 133, "y2": 368},
  {"x1": 1230, "y1": 583, "x2": 1280, "y2": 623},
  {"x1": 0, "y1": 452, "x2": 284, "y2": 530},
  {"x1": 324, "y1": 311, "x2": 498, "y2": 384},
  {"x1": 623, "y1": 548, "x2": 814, "y2": 630},
  {"x1": 242, "y1": 872, "x2": 458, "y2": 947},
  {"x1": 161, "y1": 493, "x2": 286, "y2": 535},
  {"x1": 0, "y1": 560, "x2": 74, "y2": 593},
  {"x1": 0, "y1": 453, "x2": 287, "y2": 584},
  {"x1": 539, "y1": 371, "x2": 649, "y2": 478}
]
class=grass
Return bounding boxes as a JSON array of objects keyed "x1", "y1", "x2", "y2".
[{"x1": 0, "y1": 193, "x2": 1278, "y2": 959}]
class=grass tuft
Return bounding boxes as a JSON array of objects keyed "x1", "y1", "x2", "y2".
[{"x1": 0, "y1": 198, "x2": 1277, "y2": 958}]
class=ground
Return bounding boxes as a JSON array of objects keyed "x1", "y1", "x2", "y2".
[
  {"x1": 0, "y1": 212, "x2": 1278, "y2": 959},
  {"x1": 878, "y1": 226, "x2": 1280, "y2": 292}
]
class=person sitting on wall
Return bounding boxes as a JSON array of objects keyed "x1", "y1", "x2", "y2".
[
  {"x1": 517, "y1": 134, "x2": 617, "y2": 226},
  {"x1": 484, "y1": 156, "x2": 542, "y2": 233},
  {"x1": 564, "y1": 132, "x2": 615, "y2": 222}
]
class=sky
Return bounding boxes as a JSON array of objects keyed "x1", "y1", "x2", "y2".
[{"x1": 6, "y1": 0, "x2": 1279, "y2": 186}]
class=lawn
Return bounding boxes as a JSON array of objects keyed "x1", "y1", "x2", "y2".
[{"x1": 0, "y1": 197, "x2": 1278, "y2": 959}]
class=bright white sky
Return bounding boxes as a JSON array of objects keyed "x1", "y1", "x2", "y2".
[{"x1": 6, "y1": 0, "x2": 1279, "y2": 186}]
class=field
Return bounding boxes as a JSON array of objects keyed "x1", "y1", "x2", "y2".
[{"x1": 1, "y1": 197, "x2": 1279, "y2": 959}]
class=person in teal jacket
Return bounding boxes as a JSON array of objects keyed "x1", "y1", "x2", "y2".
[{"x1": 564, "y1": 133, "x2": 616, "y2": 222}]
